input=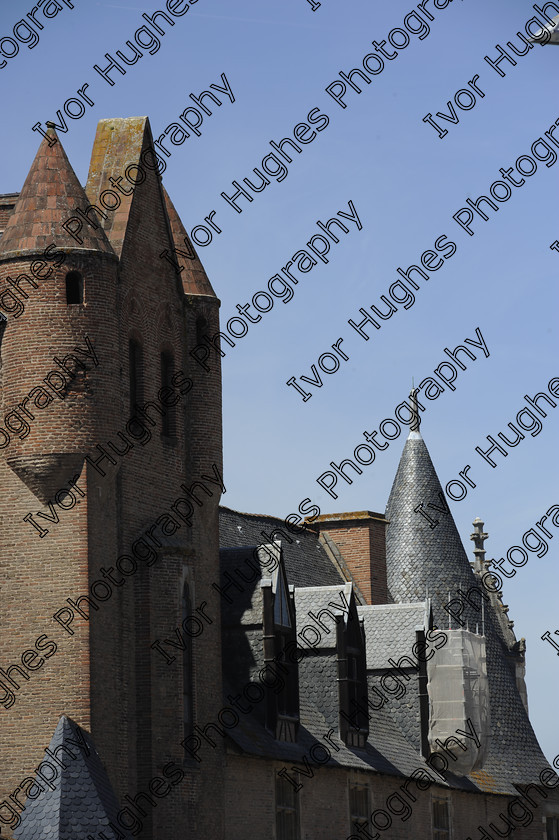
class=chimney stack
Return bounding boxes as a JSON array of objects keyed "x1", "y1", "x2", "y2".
[{"x1": 311, "y1": 510, "x2": 388, "y2": 604}]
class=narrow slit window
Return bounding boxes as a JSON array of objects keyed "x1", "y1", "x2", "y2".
[
  {"x1": 433, "y1": 798, "x2": 451, "y2": 840},
  {"x1": 349, "y1": 783, "x2": 369, "y2": 833},
  {"x1": 196, "y1": 316, "x2": 207, "y2": 345},
  {"x1": 129, "y1": 338, "x2": 144, "y2": 415},
  {"x1": 65, "y1": 271, "x2": 83, "y2": 305},
  {"x1": 547, "y1": 817, "x2": 559, "y2": 840},
  {"x1": 182, "y1": 582, "x2": 194, "y2": 740},
  {"x1": 276, "y1": 773, "x2": 300, "y2": 840},
  {"x1": 161, "y1": 350, "x2": 176, "y2": 438}
]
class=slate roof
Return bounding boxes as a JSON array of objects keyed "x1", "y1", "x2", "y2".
[
  {"x1": 219, "y1": 507, "x2": 345, "y2": 588},
  {"x1": 356, "y1": 602, "x2": 428, "y2": 752},
  {"x1": 224, "y1": 674, "x2": 485, "y2": 795},
  {"x1": 217, "y1": 541, "x2": 523, "y2": 794},
  {"x1": 219, "y1": 543, "x2": 282, "y2": 627},
  {"x1": 357, "y1": 602, "x2": 429, "y2": 670},
  {"x1": 14, "y1": 715, "x2": 129, "y2": 840},
  {"x1": 217, "y1": 439, "x2": 555, "y2": 796},
  {"x1": 385, "y1": 428, "x2": 552, "y2": 791}
]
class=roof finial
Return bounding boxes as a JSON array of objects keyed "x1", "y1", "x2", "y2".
[{"x1": 409, "y1": 386, "x2": 420, "y2": 433}]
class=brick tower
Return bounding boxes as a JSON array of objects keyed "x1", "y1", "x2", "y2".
[{"x1": 0, "y1": 118, "x2": 224, "y2": 840}]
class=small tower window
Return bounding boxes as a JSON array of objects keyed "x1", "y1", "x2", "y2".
[
  {"x1": 129, "y1": 337, "x2": 144, "y2": 415},
  {"x1": 196, "y1": 316, "x2": 207, "y2": 345},
  {"x1": 65, "y1": 271, "x2": 83, "y2": 304}
]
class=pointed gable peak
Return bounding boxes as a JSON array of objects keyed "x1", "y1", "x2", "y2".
[
  {"x1": 163, "y1": 186, "x2": 216, "y2": 298},
  {"x1": 85, "y1": 116, "x2": 150, "y2": 257},
  {"x1": 85, "y1": 116, "x2": 169, "y2": 259},
  {"x1": 0, "y1": 128, "x2": 114, "y2": 259}
]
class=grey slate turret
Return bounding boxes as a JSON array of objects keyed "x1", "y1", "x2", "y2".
[
  {"x1": 14, "y1": 715, "x2": 128, "y2": 840},
  {"x1": 385, "y1": 427, "x2": 551, "y2": 790},
  {"x1": 385, "y1": 427, "x2": 476, "y2": 609}
]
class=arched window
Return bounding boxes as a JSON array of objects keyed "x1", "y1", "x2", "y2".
[
  {"x1": 182, "y1": 582, "x2": 194, "y2": 739},
  {"x1": 161, "y1": 349, "x2": 176, "y2": 438},
  {"x1": 129, "y1": 337, "x2": 144, "y2": 415},
  {"x1": 65, "y1": 271, "x2": 83, "y2": 304}
]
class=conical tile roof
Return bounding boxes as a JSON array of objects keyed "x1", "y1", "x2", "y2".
[
  {"x1": 0, "y1": 128, "x2": 114, "y2": 259},
  {"x1": 14, "y1": 715, "x2": 128, "y2": 840},
  {"x1": 385, "y1": 429, "x2": 475, "y2": 607},
  {"x1": 163, "y1": 186, "x2": 216, "y2": 298},
  {"x1": 385, "y1": 428, "x2": 551, "y2": 789}
]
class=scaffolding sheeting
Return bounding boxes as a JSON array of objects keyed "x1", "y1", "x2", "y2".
[{"x1": 427, "y1": 629, "x2": 490, "y2": 775}]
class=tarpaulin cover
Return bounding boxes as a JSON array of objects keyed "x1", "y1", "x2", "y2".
[{"x1": 427, "y1": 629, "x2": 490, "y2": 775}]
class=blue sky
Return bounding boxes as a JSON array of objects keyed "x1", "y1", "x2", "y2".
[{"x1": 1, "y1": 0, "x2": 558, "y2": 762}]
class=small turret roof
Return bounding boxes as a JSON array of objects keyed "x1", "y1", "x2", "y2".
[
  {"x1": 385, "y1": 430, "x2": 474, "y2": 606},
  {"x1": 13, "y1": 715, "x2": 128, "y2": 840},
  {"x1": 0, "y1": 128, "x2": 114, "y2": 260},
  {"x1": 163, "y1": 186, "x2": 216, "y2": 298}
]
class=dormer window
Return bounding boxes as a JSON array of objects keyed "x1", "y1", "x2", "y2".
[
  {"x1": 65, "y1": 271, "x2": 83, "y2": 304},
  {"x1": 262, "y1": 560, "x2": 299, "y2": 742},
  {"x1": 337, "y1": 605, "x2": 368, "y2": 748}
]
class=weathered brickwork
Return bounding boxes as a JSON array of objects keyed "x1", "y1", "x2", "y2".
[
  {"x1": 0, "y1": 118, "x2": 224, "y2": 840},
  {"x1": 224, "y1": 755, "x2": 559, "y2": 840}
]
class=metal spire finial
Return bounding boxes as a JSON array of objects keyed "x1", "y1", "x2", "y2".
[{"x1": 409, "y1": 387, "x2": 420, "y2": 433}]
